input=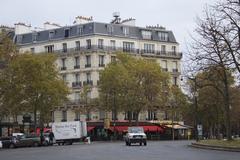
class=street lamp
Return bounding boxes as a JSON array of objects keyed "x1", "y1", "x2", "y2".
[{"x1": 188, "y1": 76, "x2": 199, "y2": 142}]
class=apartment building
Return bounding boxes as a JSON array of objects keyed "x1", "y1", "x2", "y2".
[{"x1": 14, "y1": 15, "x2": 182, "y2": 123}]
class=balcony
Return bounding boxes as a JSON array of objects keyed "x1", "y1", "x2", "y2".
[
  {"x1": 53, "y1": 45, "x2": 182, "y2": 59},
  {"x1": 172, "y1": 69, "x2": 178, "y2": 73},
  {"x1": 72, "y1": 81, "x2": 82, "y2": 88},
  {"x1": 74, "y1": 65, "x2": 80, "y2": 69},
  {"x1": 162, "y1": 68, "x2": 168, "y2": 72},
  {"x1": 60, "y1": 66, "x2": 67, "y2": 70},
  {"x1": 85, "y1": 64, "x2": 91, "y2": 68},
  {"x1": 99, "y1": 64, "x2": 105, "y2": 67},
  {"x1": 83, "y1": 80, "x2": 93, "y2": 86}
]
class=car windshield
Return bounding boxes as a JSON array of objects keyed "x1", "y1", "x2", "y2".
[{"x1": 128, "y1": 127, "x2": 144, "y2": 133}]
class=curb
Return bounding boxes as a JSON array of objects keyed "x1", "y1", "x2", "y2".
[{"x1": 191, "y1": 143, "x2": 240, "y2": 152}]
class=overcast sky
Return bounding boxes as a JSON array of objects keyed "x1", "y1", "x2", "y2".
[{"x1": 1, "y1": 0, "x2": 217, "y2": 51}]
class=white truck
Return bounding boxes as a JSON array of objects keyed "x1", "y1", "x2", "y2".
[{"x1": 52, "y1": 121, "x2": 87, "y2": 145}]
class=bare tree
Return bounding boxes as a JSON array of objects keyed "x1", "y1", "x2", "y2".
[{"x1": 188, "y1": 4, "x2": 236, "y2": 140}]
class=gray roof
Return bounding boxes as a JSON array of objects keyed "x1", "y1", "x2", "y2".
[{"x1": 15, "y1": 22, "x2": 178, "y2": 45}]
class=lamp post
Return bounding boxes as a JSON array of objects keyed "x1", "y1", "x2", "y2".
[{"x1": 188, "y1": 77, "x2": 199, "y2": 142}]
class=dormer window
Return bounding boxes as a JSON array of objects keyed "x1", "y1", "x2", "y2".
[
  {"x1": 77, "y1": 26, "x2": 83, "y2": 35},
  {"x1": 64, "y1": 29, "x2": 70, "y2": 38},
  {"x1": 142, "y1": 30, "x2": 152, "y2": 39},
  {"x1": 32, "y1": 33, "x2": 37, "y2": 42},
  {"x1": 49, "y1": 31, "x2": 54, "y2": 39},
  {"x1": 158, "y1": 32, "x2": 168, "y2": 41},
  {"x1": 123, "y1": 27, "x2": 129, "y2": 36},
  {"x1": 107, "y1": 25, "x2": 114, "y2": 34}
]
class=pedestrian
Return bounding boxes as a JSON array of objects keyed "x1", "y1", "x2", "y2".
[{"x1": 49, "y1": 131, "x2": 55, "y2": 145}]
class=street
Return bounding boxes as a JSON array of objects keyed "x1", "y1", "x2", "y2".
[{"x1": 0, "y1": 140, "x2": 239, "y2": 160}]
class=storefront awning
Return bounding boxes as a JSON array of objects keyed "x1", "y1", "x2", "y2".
[
  {"x1": 87, "y1": 126, "x2": 95, "y2": 132},
  {"x1": 165, "y1": 125, "x2": 188, "y2": 129},
  {"x1": 109, "y1": 125, "x2": 164, "y2": 133},
  {"x1": 142, "y1": 126, "x2": 163, "y2": 133}
]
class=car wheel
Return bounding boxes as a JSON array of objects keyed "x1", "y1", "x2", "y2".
[
  {"x1": 9, "y1": 143, "x2": 15, "y2": 149},
  {"x1": 32, "y1": 142, "x2": 39, "y2": 147},
  {"x1": 125, "y1": 141, "x2": 128, "y2": 146},
  {"x1": 144, "y1": 142, "x2": 147, "y2": 146},
  {"x1": 140, "y1": 143, "x2": 142, "y2": 146}
]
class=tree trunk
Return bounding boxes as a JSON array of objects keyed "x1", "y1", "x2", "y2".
[
  {"x1": 223, "y1": 70, "x2": 232, "y2": 141},
  {"x1": 34, "y1": 106, "x2": 37, "y2": 132}
]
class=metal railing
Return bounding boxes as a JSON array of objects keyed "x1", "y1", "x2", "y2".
[{"x1": 53, "y1": 45, "x2": 182, "y2": 58}]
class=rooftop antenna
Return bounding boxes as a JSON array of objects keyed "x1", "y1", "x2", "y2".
[{"x1": 111, "y1": 12, "x2": 121, "y2": 24}]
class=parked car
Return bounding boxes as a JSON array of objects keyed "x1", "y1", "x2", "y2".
[
  {"x1": 8, "y1": 134, "x2": 41, "y2": 148},
  {"x1": 0, "y1": 137, "x2": 13, "y2": 148},
  {"x1": 125, "y1": 127, "x2": 147, "y2": 146}
]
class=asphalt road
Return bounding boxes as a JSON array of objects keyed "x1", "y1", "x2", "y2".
[{"x1": 0, "y1": 140, "x2": 240, "y2": 160}]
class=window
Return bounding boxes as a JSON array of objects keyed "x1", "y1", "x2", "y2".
[
  {"x1": 61, "y1": 58, "x2": 66, "y2": 70},
  {"x1": 62, "y1": 111, "x2": 67, "y2": 122},
  {"x1": 123, "y1": 27, "x2": 129, "y2": 36},
  {"x1": 124, "y1": 111, "x2": 137, "y2": 120},
  {"x1": 172, "y1": 46, "x2": 176, "y2": 54},
  {"x1": 62, "y1": 74, "x2": 67, "y2": 82},
  {"x1": 51, "y1": 111, "x2": 54, "y2": 122},
  {"x1": 147, "y1": 110, "x2": 157, "y2": 120},
  {"x1": 98, "y1": 39, "x2": 104, "y2": 49},
  {"x1": 110, "y1": 40, "x2": 116, "y2": 50},
  {"x1": 172, "y1": 61, "x2": 178, "y2": 72},
  {"x1": 74, "y1": 56, "x2": 80, "y2": 69},
  {"x1": 64, "y1": 29, "x2": 70, "y2": 38},
  {"x1": 85, "y1": 55, "x2": 91, "y2": 68},
  {"x1": 158, "y1": 32, "x2": 168, "y2": 41},
  {"x1": 77, "y1": 26, "x2": 83, "y2": 35},
  {"x1": 74, "y1": 92, "x2": 80, "y2": 102},
  {"x1": 17, "y1": 35, "x2": 23, "y2": 43},
  {"x1": 30, "y1": 48, "x2": 35, "y2": 53},
  {"x1": 143, "y1": 44, "x2": 155, "y2": 53},
  {"x1": 86, "y1": 39, "x2": 91, "y2": 49},
  {"x1": 75, "y1": 112, "x2": 80, "y2": 121},
  {"x1": 62, "y1": 43, "x2": 67, "y2": 52},
  {"x1": 161, "y1": 60, "x2": 168, "y2": 72},
  {"x1": 49, "y1": 31, "x2": 54, "y2": 39},
  {"x1": 86, "y1": 72, "x2": 91, "y2": 82},
  {"x1": 99, "y1": 55, "x2": 105, "y2": 67},
  {"x1": 75, "y1": 41, "x2": 80, "y2": 51},
  {"x1": 111, "y1": 56, "x2": 116, "y2": 62},
  {"x1": 107, "y1": 25, "x2": 114, "y2": 34},
  {"x1": 123, "y1": 42, "x2": 134, "y2": 52},
  {"x1": 45, "y1": 45, "x2": 54, "y2": 53},
  {"x1": 161, "y1": 45, "x2": 166, "y2": 54},
  {"x1": 142, "y1": 30, "x2": 152, "y2": 39},
  {"x1": 99, "y1": 111, "x2": 105, "y2": 120},
  {"x1": 173, "y1": 77, "x2": 178, "y2": 86},
  {"x1": 32, "y1": 33, "x2": 37, "y2": 42},
  {"x1": 75, "y1": 73, "x2": 80, "y2": 82}
]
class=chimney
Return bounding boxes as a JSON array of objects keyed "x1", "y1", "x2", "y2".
[
  {"x1": 43, "y1": 22, "x2": 61, "y2": 30},
  {"x1": 14, "y1": 23, "x2": 31, "y2": 34},
  {"x1": 73, "y1": 16, "x2": 93, "y2": 24}
]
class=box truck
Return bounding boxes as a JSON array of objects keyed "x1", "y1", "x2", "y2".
[{"x1": 52, "y1": 121, "x2": 87, "y2": 145}]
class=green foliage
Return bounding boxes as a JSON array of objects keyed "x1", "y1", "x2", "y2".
[
  {"x1": 0, "y1": 53, "x2": 69, "y2": 125},
  {"x1": 99, "y1": 53, "x2": 174, "y2": 121}
]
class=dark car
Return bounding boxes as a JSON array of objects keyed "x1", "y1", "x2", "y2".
[
  {"x1": 0, "y1": 137, "x2": 13, "y2": 148},
  {"x1": 1, "y1": 134, "x2": 41, "y2": 148}
]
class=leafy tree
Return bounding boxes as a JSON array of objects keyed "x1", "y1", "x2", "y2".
[
  {"x1": 99, "y1": 53, "x2": 171, "y2": 125},
  {"x1": 0, "y1": 53, "x2": 69, "y2": 130}
]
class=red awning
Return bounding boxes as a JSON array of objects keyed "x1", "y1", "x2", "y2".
[
  {"x1": 110, "y1": 126, "x2": 128, "y2": 132},
  {"x1": 142, "y1": 126, "x2": 163, "y2": 133},
  {"x1": 87, "y1": 126, "x2": 95, "y2": 132},
  {"x1": 109, "y1": 125, "x2": 163, "y2": 133}
]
